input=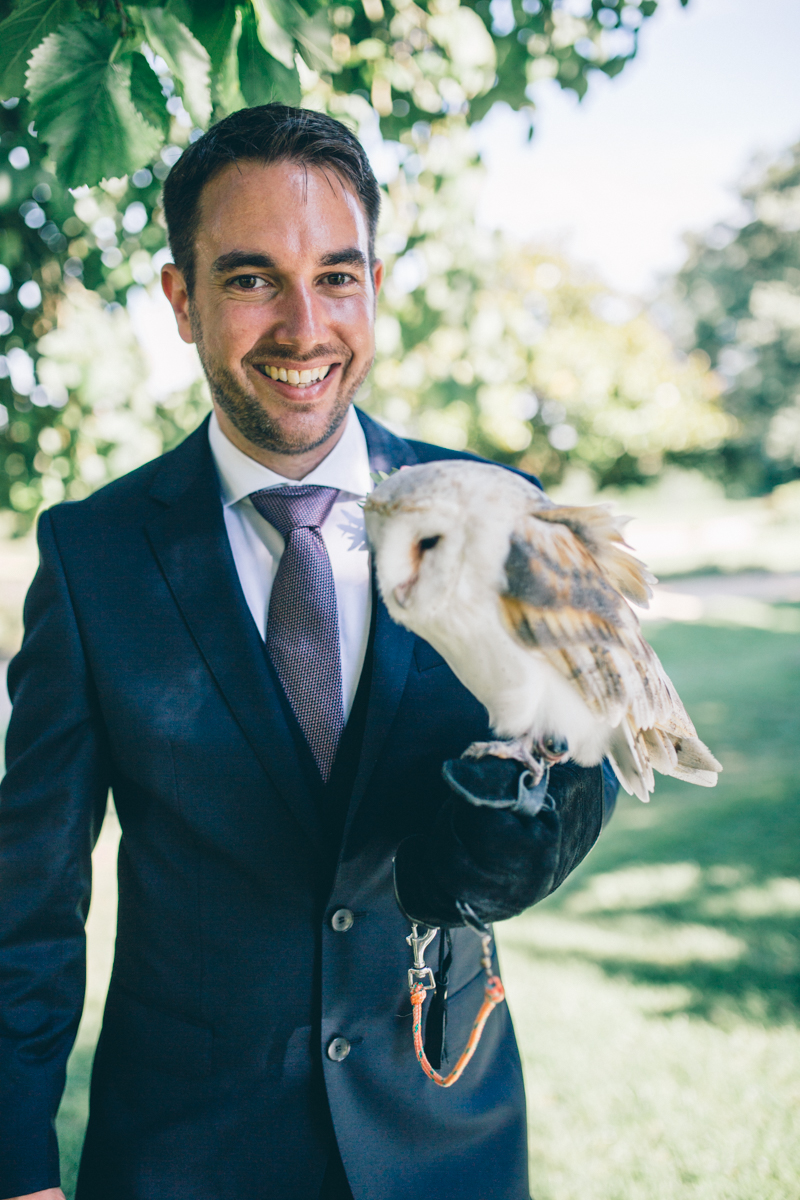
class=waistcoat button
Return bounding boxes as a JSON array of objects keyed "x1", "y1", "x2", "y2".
[
  {"x1": 327, "y1": 1036, "x2": 351, "y2": 1062},
  {"x1": 331, "y1": 907, "x2": 354, "y2": 932}
]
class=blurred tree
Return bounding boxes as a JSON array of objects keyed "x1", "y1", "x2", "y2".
[
  {"x1": 671, "y1": 141, "x2": 800, "y2": 496},
  {"x1": 364, "y1": 119, "x2": 730, "y2": 489},
  {"x1": 0, "y1": 0, "x2": 695, "y2": 528},
  {"x1": 0, "y1": 97, "x2": 208, "y2": 525}
]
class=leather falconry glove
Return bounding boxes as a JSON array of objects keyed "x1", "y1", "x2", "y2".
[{"x1": 394, "y1": 755, "x2": 616, "y2": 929}]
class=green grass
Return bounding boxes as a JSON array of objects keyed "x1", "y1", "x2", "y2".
[
  {"x1": 498, "y1": 620, "x2": 800, "y2": 1199},
  {"x1": 51, "y1": 621, "x2": 800, "y2": 1197}
]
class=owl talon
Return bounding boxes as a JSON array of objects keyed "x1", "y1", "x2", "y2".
[
  {"x1": 462, "y1": 738, "x2": 546, "y2": 784},
  {"x1": 533, "y1": 736, "x2": 570, "y2": 765}
]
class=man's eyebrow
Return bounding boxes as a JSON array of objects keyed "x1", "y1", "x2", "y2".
[
  {"x1": 210, "y1": 248, "x2": 368, "y2": 275},
  {"x1": 318, "y1": 249, "x2": 367, "y2": 269},
  {"x1": 211, "y1": 251, "x2": 276, "y2": 274}
]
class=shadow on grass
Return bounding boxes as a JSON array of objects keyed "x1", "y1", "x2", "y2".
[{"x1": 518, "y1": 621, "x2": 800, "y2": 1027}]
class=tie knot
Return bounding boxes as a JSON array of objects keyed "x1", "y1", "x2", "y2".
[{"x1": 250, "y1": 485, "x2": 340, "y2": 538}]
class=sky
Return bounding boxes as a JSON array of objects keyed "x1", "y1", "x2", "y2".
[{"x1": 474, "y1": 0, "x2": 800, "y2": 295}]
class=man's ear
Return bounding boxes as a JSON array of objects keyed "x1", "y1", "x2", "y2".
[
  {"x1": 161, "y1": 263, "x2": 195, "y2": 345},
  {"x1": 372, "y1": 258, "x2": 384, "y2": 299}
]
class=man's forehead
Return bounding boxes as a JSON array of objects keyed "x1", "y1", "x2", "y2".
[{"x1": 195, "y1": 158, "x2": 369, "y2": 251}]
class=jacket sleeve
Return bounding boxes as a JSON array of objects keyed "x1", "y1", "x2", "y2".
[
  {"x1": 394, "y1": 756, "x2": 619, "y2": 929},
  {"x1": 0, "y1": 509, "x2": 111, "y2": 1196}
]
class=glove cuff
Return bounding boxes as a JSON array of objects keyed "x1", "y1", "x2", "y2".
[{"x1": 442, "y1": 755, "x2": 552, "y2": 817}]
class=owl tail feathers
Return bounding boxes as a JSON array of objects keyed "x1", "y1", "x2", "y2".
[
  {"x1": 607, "y1": 720, "x2": 654, "y2": 803},
  {"x1": 608, "y1": 722, "x2": 722, "y2": 802},
  {"x1": 669, "y1": 735, "x2": 722, "y2": 786}
]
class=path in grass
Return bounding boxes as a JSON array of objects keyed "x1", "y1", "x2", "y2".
[{"x1": 41, "y1": 619, "x2": 800, "y2": 1196}]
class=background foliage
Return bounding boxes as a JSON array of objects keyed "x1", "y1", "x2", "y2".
[
  {"x1": 366, "y1": 120, "x2": 729, "y2": 487},
  {"x1": 671, "y1": 140, "x2": 800, "y2": 496},
  {"x1": 0, "y1": 0, "x2": 669, "y2": 187},
  {"x1": 0, "y1": 0, "x2": 739, "y2": 536}
]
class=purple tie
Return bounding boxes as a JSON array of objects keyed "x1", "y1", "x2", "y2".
[{"x1": 250, "y1": 485, "x2": 344, "y2": 781}]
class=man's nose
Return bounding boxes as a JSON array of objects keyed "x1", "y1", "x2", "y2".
[{"x1": 271, "y1": 281, "x2": 328, "y2": 349}]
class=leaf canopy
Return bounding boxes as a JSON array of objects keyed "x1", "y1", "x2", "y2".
[
  {"x1": 179, "y1": 0, "x2": 237, "y2": 74},
  {"x1": 25, "y1": 18, "x2": 162, "y2": 187},
  {"x1": 138, "y1": 7, "x2": 211, "y2": 127},
  {"x1": 130, "y1": 49, "x2": 170, "y2": 136},
  {"x1": 0, "y1": 0, "x2": 77, "y2": 96},
  {"x1": 0, "y1": 0, "x2": 669, "y2": 189},
  {"x1": 250, "y1": 0, "x2": 297, "y2": 70},
  {"x1": 238, "y1": 6, "x2": 301, "y2": 108}
]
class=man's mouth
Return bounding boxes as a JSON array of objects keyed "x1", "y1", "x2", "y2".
[{"x1": 253, "y1": 362, "x2": 335, "y2": 387}]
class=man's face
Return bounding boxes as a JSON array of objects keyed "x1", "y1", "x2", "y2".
[{"x1": 163, "y1": 158, "x2": 383, "y2": 459}]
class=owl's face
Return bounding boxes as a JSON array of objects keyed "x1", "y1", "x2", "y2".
[{"x1": 364, "y1": 460, "x2": 542, "y2": 625}]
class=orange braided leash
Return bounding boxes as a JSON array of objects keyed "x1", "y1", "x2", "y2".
[
  {"x1": 410, "y1": 974, "x2": 505, "y2": 1087},
  {"x1": 406, "y1": 917, "x2": 505, "y2": 1087}
]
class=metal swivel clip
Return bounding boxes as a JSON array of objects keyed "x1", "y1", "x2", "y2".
[{"x1": 406, "y1": 922, "x2": 439, "y2": 993}]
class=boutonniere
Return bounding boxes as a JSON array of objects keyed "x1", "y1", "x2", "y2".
[{"x1": 358, "y1": 466, "x2": 406, "y2": 507}]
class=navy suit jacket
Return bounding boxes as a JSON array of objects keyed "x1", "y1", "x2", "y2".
[{"x1": 0, "y1": 410, "x2": 614, "y2": 1199}]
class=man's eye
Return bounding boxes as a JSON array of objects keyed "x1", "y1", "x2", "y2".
[
  {"x1": 232, "y1": 275, "x2": 266, "y2": 290},
  {"x1": 324, "y1": 273, "x2": 354, "y2": 287}
]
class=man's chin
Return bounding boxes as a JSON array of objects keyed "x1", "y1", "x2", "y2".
[
  {"x1": 260, "y1": 413, "x2": 348, "y2": 457},
  {"x1": 216, "y1": 391, "x2": 352, "y2": 458}
]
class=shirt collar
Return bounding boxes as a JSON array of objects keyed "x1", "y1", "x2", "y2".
[{"x1": 208, "y1": 406, "x2": 374, "y2": 509}]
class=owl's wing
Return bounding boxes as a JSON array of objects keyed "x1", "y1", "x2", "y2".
[
  {"x1": 499, "y1": 512, "x2": 722, "y2": 799},
  {"x1": 499, "y1": 514, "x2": 695, "y2": 739},
  {"x1": 533, "y1": 502, "x2": 657, "y2": 607}
]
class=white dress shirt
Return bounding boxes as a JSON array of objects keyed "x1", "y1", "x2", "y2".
[{"x1": 208, "y1": 407, "x2": 374, "y2": 719}]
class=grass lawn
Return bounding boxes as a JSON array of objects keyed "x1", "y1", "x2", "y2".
[
  {"x1": 53, "y1": 619, "x2": 800, "y2": 1197},
  {"x1": 499, "y1": 619, "x2": 800, "y2": 1199}
]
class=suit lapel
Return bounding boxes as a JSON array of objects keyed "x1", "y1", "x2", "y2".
[
  {"x1": 345, "y1": 411, "x2": 420, "y2": 821},
  {"x1": 145, "y1": 422, "x2": 323, "y2": 853}
]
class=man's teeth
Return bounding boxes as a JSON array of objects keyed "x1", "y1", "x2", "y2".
[{"x1": 261, "y1": 364, "x2": 332, "y2": 385}]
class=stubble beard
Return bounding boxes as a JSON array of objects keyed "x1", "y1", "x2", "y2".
[{"x1": 191, "y1": 307, "x2": 372, "y2": 457}]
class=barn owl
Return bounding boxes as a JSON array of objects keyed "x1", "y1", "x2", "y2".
[{"x1": 364, "y1": 460, "x2": 721, "y2": 802}]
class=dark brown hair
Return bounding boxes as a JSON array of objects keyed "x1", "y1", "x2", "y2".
[{"x1": 162, "y1": 104, "x2": 381, "y2": 294}]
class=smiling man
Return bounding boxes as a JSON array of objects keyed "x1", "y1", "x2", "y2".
[
  {"x1": 163, "y1": 150, "x2": 382, "y2": 475},
  {"x1": 0, "y1": 106, "x2": 615, "y2": 1200}
]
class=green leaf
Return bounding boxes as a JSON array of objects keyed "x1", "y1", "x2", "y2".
[
  {"x1": 293, "y1": 6, "x2": 336, "y2": 74},
  {"x1": 130, "y1": 48, "x2": 170, "y2": 135},
  {"x1": 0, "y1": 0, "x2": 78, "y2": 97},
  {"x1": 238, "y1": 5, "x2": 300, "y2": 106},
  {"x1": 139, "y1": 7, "x2": 211, "y2": 127},
  {"x1": 176, "y1": 0, "x2": 237, "y2": 74},
  {"x1": 214, "y1": 3, "x2": 245, "y2": 115},
  {"x1": 251, "y1": 0, "x2": 296, "y2": 69},
  {"x1": 26, "y1": 19, "x2": 162, "y2": 188}
]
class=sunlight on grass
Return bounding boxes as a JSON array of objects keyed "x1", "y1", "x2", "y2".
[
  {"x1": 499, "y1": 951, "x2": 800, "y2": 1200},
  {"x1": 497, "y1": 619, "x2": 800, "y2": 1198}
]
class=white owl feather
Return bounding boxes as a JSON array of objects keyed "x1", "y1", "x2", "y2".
[{"x1": 364, "y1": 459, "x2": 721, "y2": 802}]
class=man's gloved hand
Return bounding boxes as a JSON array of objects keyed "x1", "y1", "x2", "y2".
[{"x1": 393, "y1": 753, "x2": 610, "y2": 928}]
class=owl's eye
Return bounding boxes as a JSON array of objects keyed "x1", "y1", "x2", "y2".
[{"x1": 419, "y1": 535, "x2": 441, "y2": 553}]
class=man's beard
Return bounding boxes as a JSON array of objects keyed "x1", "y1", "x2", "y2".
[{"x1": 192, "y1": 314, "x2": 371, "y2": 457}]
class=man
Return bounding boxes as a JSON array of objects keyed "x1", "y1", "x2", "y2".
[{"x1": 0, "y1": 105, "x2": 616, "y2": 1200}]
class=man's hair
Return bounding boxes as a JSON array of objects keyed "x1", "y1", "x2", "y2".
[{"x1": 162, "y1": 104, "x2": 381, "y2": 295}]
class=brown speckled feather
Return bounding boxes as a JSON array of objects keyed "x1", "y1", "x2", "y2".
[
  {"x1": 498, "y1": 511, "x2": 718, "y2": 799},
  {"x1": 501, "y1": 516, "x2": 685, "y2": 720}
]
